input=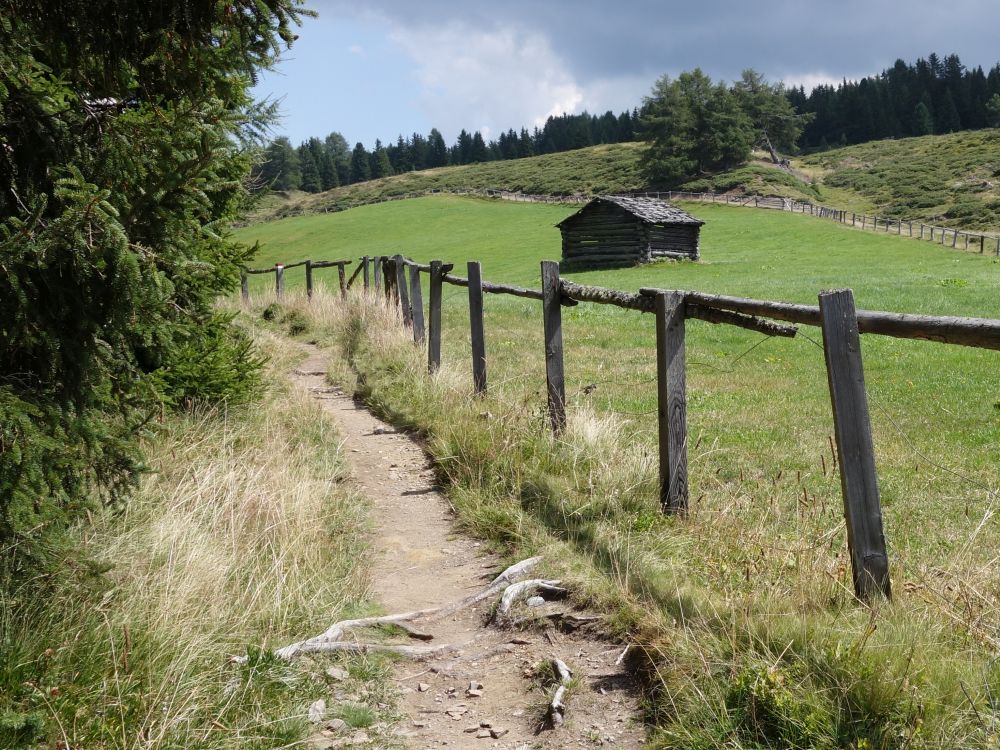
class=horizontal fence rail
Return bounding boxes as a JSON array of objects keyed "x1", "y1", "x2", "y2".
[{"x1": 243, "y1": 253, "x2": 1000, "y2": 605}]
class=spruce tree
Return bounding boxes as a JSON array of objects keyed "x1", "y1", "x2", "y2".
[
  {"x1": 370, "y1": 139, "x2": 393, "y2": 178},
  {"x1": 470, "y1": 131, "x2": 490, "y2": 162},
  {"x1": 427, "y1": 128, "x2": 449, "y2": 167},
  {"x1": 913, "y1": 101, "x2": 935, "y2": 135},
  {"x1": 350, "y1": 142, "x2": 371, "y2": 183},
  {"x1": 324, "y1": 132, "x2": 351, "y2": 186},
  {"x1": 260, "y1": 137, "x2": 301, "y2": 191},
  {"x1": 297, "y1": 144, "x2": 321, "y2": 192},
  {"x1": 0, "y1": 0, "x2": 307, "y2": 573},
  {"x1": 987, "y1": 94, "x2": 1000, "y2": 127}
]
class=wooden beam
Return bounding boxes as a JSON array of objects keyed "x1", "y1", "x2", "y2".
[
  {"x1": 395, "y1": 255, "x2": 411, "y2": 327},
  {"x1": 656, "y1": 292, "x2": 688, "y2": 514},
  {"x1": 346, "y1": 259, "x2": 364, "y2": 289},
  {"x1": 467, "y1": 261, "x2": 487, "y2": 396},
  {"x1": 305, "y1": 259, "x2": 313, "y2": 300},
  {"x1": 427, "y1": 260, "x2": 445, "y2": 373},
  {"x1": 541, "y1": 261, "x2": 567, "y2": 435},
  {"x1": 409, "y1": 265, "x2": 425, "y2": 344},
  {"x1": 819, "y1": 289, "x2": 891, "y2": 602},
  {"x1": 637, "y1": 288, "x2": 1000, "y2": 350}
]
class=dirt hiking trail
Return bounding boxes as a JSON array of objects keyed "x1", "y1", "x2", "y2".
[{"x1": 292, "y1": 347, "x2": 646, "y2": 749}]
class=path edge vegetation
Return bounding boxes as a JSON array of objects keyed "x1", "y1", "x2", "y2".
[{"x1": 248, "y1": 289, "x2": 1000, "y2": 750}]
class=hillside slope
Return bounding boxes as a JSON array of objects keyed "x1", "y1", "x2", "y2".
[
  {"x1": 248, "y1": 130, "x2": 1000, "y2": 232},
  {"x1": 798, "y1": 129, "x2": 1000, "y2": 230},
  {"x1": 249, "y1": 142, "x2": 820, "y2": 223}
]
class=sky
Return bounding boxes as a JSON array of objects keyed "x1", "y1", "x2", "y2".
[{"x1": 255, "y1": 0, "x2": 1000, "y2": 148}]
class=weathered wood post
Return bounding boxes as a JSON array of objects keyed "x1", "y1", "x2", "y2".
[
  {"x1": 394, "y1": 255, "x2": 411, "y2": 326},
  {"x1": 240, "y1": 271, "x2": 249, "y2": 306},
  {"x1": 427, "y1": 260, "x2": 445, "y2": 373},
  {"x1": 338, "y1": 263, "x2": 347, "y2": 298},
  {"x1": 952, "y1": 230, "x2": 959, "y2": 248},
  {"x1": 818, "y1": 288, "x2": 891, "y2": 602},
  {"x1": 655, "y1": 292, "x2": 688, "y2": 514},
  {"x1": 540, "y1": 260, "x2": 566, "y2": 435},
  {"x1": 383, "y1": 257, "x2": 395, "y2": 304},
  {"x1": 275, "y1": 264, "x2": 284, "y2": 301},
  {"x1": 373, "y1": 255, "x2": 382, "y2": 291},
  {"x1": 305, "y1": 259, "x2": 314, "y2": 300},
  {"x1": 409, "y1": 265, "x2": 425, "y2": 344},
  {"x1": 467, "y1": 261, "x2": 487, "y2": 396},
  {"x1": 362, "y1": 256, "x2": 370, "y2": 291}
]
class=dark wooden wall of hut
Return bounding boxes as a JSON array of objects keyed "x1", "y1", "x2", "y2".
[
  {"x1": 560, "y1": 202, "x2": 644, "y2": 268},
  {"x1": 646, "y1": 224, "x2": 699, "y2": 260}
]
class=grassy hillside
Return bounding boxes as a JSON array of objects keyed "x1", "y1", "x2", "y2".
[
  {"x1": 798, "y1": 129, "x2": 1000, "y2": 230},
  {"x1": 249, "y1": 143, "x2": 821, "y2": 224},
  {"x1": 235, "y1": 196, "x2": 999, "y2": 747},
  {"x1": 248, "y1": 130, "x2": 1000, "y2": 233}
]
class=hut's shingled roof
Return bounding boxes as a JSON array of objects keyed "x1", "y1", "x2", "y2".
[{"x1": 557, "y1": 196, "x2": 704, "y2": 228}]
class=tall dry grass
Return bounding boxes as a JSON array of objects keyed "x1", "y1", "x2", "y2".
[{"x1": 0, "y1": 328, "x2": 385, "y2": 749}]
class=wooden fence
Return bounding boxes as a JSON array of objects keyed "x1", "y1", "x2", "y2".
[
  {"x1": 636, "y1": 190, "x2": 1000, "y2": 256},
  {"x1": 243, "y1": 255, "x2": 1000, "y2": 603}
]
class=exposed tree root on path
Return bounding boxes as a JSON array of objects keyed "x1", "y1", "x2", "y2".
[{"x1": 233, "y1": 557, "x2": 547, "y2": 663}]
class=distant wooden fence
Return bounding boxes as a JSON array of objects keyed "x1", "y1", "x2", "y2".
[
  {"x1": 242, "y1": 254, "x2": 1000, "y2": 604},
  {"x1": 637, "y1": 190, "x2": 1000, "y2": 256}
]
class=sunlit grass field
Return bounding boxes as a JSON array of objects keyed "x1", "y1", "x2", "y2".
[{"x1": 236, "y1": 195, "x2": 999, "y2": 746}]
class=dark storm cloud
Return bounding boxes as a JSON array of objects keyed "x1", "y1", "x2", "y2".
[{"x1": 320, "y1": 0, "x2": 1000, "y2": 85}]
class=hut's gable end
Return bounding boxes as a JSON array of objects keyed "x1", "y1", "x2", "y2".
[
  {"x1": 557, "y1": 196, "x2": 703, "y2": 269},
  {"x1": 559, "y1": 201, "x2": 645, "y2": 267},
  {"x1": 647, "y1": 223, "x2": 700, "y2": 260}
]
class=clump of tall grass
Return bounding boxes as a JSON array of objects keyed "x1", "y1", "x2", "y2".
[
  {"x1": 0, "y1": 329, "x2": 379, "y2": 749},
  {"x1": 261, "y1": 287, "x2": 1000, "y2": 749}
]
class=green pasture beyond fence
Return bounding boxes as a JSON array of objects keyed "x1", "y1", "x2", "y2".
[
  {"x1": 281, "y1": 186, "x2": 1000, "y2": 257},
  {"x1": 241, "y1": 254, "x2": 1000, "y2": 605}
]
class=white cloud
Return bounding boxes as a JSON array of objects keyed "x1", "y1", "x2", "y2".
[
  {"x1": 778, "y1": 71, "x2": 841, "y2": 90},
  {"x1": 386, "y1": 22, "x2": 587, "y2": 140},
  {"x1": 348, "y1": 43, "x2": 365, "y2": 56}
]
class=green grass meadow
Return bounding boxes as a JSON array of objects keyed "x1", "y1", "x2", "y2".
[
  {"x1": 238, "y1": 195, "x2": 999, "y2": 570},
  {"x1": 236, "y1": 195, "x2": 1000, "y2": 747}
]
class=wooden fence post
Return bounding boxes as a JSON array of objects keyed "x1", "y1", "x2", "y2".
[
  {"x1": 275, "y1": 264, "x2": 284, "y2": 301},
  {"x1": 362, "y1": 256, "x2": 370, "y2": 291},
  {"x1": 373, "y1": 255, "x2": 382, "y2": 291},
  {"x1": 818, "y1": 288, "x2": 891, "y2": 602},
  {"x1": 409, "y1": 265, "x2": 425, "y2": 344},
  {"x1": 240, "y1": 271, "x2": 249, "y2": 306},
  {"x1": 383, "y1": 257, "x2": 395, "y2": 303},
  {"x1": 395, "y1": 255, "x2": 411, "y2": 326},
  {"x1": 541, "y1": 260, "x2": 567, "y2": 435},
  {"x1": 428, "y1": 260, "x2": 444, "y2": 373},
  {"x1": 467, "y1": 260, "x2": 487, "y2": 396},
  {"x1": 656, "y1": 292, "x2": 688, "y2": 514},
  {"x1": 338, "y1": 263, "x2": 347, "y2": 298},
  {"x1": 305, "y1": 259, "x2": 313, "y2": 300}
]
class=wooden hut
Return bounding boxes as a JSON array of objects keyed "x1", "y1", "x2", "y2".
[{"x1": 557, "y1": 196, "x2": 703, "y2": 269}]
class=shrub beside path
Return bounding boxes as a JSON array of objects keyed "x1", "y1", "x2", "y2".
[{"x1": 290, "y1": 346, "x2": 646, "y2": 749}]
